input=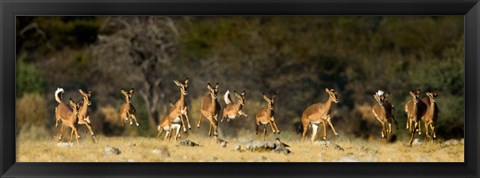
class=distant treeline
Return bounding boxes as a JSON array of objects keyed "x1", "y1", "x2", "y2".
[{"x1": 16, "y1": 16, "x2": 464, "y2": 139}]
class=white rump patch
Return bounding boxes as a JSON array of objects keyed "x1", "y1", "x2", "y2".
[
  {"x1": 376, "y1": 90, "x2": 384, "y2": 96},
  {"x1": 172, "y1": 117, "x2": 181, "y2": 123},
  {"x1": 311, "y1": 121, "x2": 320, "y2": 124}
]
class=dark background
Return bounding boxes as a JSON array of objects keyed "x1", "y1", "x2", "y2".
[{"x1": 15, "y1": 16, "x2": 464, "y2": 140}]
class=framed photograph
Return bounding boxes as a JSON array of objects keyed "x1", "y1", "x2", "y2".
[{"x1": 1, "y1": 0, "x2": 479, "y2": 177}]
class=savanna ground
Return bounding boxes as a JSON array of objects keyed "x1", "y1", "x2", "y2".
[{"x1": 17, "y1": 132, "x2": 464, "y2": 162}]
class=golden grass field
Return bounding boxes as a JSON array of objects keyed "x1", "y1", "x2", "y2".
[{"x1": 16, "y1": 132, "x2": 464, "y2": 162}]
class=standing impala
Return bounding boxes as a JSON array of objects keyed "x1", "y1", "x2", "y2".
[
  {"x1": 421, "y1": 91, "x2": 439, "y2": 139},
  {"x1": 256, "y1": 94, "x2": 280, "y2": 141},
  {"x1": 157, "y1": 78, "x2": 191, "y2": 141},
  {"x1": 371, "y1": 90, "x2": 397, "y2": 139},
  {"x1": 221, "y1": 90, "x2": 248, "y2": 122},
  {"x1": 198, "y1": 83, "x2": 221, "y2": 136},
  {"x1": 77, "y1": 89, "x2": 97, "y2": 143},
  {"x1": 404, "y1": 90, "x2": 427, "y2": 145},
  {"x1": 120, "y1": 88, "x2": 140, "y2": 127},
  {"x1": 54, "y1": 88, "x2": 81, "y2": 144},
  {"x1": 301, "y1": 88, "x2": 339, "y2": 142}
]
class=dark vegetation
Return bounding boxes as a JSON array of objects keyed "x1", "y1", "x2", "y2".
[{"x1": 16, "y1": 16, "x2": 464, "y2": 139}]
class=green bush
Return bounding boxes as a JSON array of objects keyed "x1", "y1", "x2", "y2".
[{"x1": 16, "y1": 58, "x2": 45, "y2": 98}]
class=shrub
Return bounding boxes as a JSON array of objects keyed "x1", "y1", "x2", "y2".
[{"x1": 16, "y1": 93, "x2": 48, "y2": 140}]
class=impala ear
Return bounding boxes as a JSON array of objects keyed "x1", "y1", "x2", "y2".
[
  {"x1": 263, "y1": 94, "x2": 269, "y2": 102},
  {"x1": 241, "y1": 90, "x2": 246, "y2": 96},
  {"x1": 215, "y1": 83, "x2": 220, "y2": 91},
  {"x1": 234, "y1": 91, "x2": 241, "y2": 98},
  {"x1": 325, "y1": 88, "x2": 330, "y2": 93},
  {"x1": 130, "y1": 88, "x2": 134, "y2": 94},
  {"x1": 174, "y1": 80, "x2": 182, "y2": 86},
  {"x1": 207, "y1": 83, "x2": 212, "y2": 90},
  {"x1": 184, "y1": 77, "x2": 189, "y2": 84},
  {"x1": 121, "y1": 88, "x2": 126, "y2": 93},
  {"x1": 88, "y1": 91, "x2": 92, "y2": 96},
  {"x1": 79, "y1": 89, "x2": 85, "y2": 95},
  {"x1": 384, "y1": 92, "x2": 390, "y2": 97}
]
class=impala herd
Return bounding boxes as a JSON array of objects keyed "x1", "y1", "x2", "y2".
[{"x1": 53, "y1": 77, "x2": 440, "y2": 146}]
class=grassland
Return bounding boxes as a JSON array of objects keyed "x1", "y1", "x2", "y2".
[{"x1": 16, "y1": 132, "x2": 464, "y2": 162}]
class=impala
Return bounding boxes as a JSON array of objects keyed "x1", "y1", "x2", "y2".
[
  {"x1": 198, "y1": 83, "x2": 221, "y2": 136},
  {"x1": 256, "y1": 94, "x2": 280, "y2": 141},
  {"x1": 221, "y1": 90, "x2": 248, "y2": 122},
  {"x1": 120, "y1": 88, "x2": 140, "y2": 127},
  {"x1": 157, "y1": 78, "x2": 190, "y2": 141},
  {"x1": 54, "y1": 88, "x2": 81, "y2": 144},
  {"x1": 404, "y1": 90, "x2": 427, "y2": 145},
  {"x1": 77, "y1": 89, "x2": 97, "y2": 143},
  {"x1": 301, "y1": 88, "x2": 339, "y2": 142},
  {"x1": 372, "y1": 90, "x2": 397, "y2": 139},
  {"x1": 421, "y1": 91, "x2": 439, "y2": 139}
]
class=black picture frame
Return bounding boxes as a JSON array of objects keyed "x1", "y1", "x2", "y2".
[{"x1": 1, "y1": 0, "x2": 479, "y2": 177}]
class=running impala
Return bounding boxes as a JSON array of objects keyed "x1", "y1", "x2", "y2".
[
  {"x1": 301, "y1": 88, "x2": 339, "y2": 142},
  {"x1": 198, "y1": 83, "x2": 221, "y2": 136},
  {"x1": 221, "y1": 90, "x2": 248, "y2": 122},
  {"x1": 256, "y1": 94, "x2": 280, "y2": 141}
]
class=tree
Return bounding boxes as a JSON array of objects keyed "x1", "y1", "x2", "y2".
[{"x1": 91, "y1": 16, "x2": 180, "y2": 130}]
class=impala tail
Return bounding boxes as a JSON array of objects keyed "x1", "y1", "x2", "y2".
[
  {"x1": 224, "y1": 90, "x2": 232, "y2": 105},
  {"x1": 55, "y1": 88, "x2": 65, "y2": 103}
]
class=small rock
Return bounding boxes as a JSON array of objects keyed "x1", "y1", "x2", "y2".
[
  {"x1": 334, "y1": 156, "x2": 360, "y2": 162},
  {"x1": 151, "y1": 148, "x2": 170, "y2": 157},
  {"x1": 334, "y1": 144, "x2": 344, "y2": 151},
  {"x1": 412, "y1": 138, "x2": 422, "y2": 145},
  {"x1": 314, "y1": 140, "x2": 331, "y2": 146},
  {"x1": 274, "y1": 147, "x2": 291, "y2": 154},
  {"x1": 104, "y1": 145, "x2": 121, "y2": 155},
  {"x1": 212, "y1": 156, "x2": 218, "y2": 161},
  {"x1": 179, "y1": 139, "x2": 200, "y2": 147},
  {"x1": 220, "y1": 142, "x2": 227, "y2": 147},
  {"x1": 234, "y1": 145, "x2": 242, "y2": 151},
  {"x1": 443, "y1": 139, "x2": 460, "y2": 146},
  {"x1": 56, "y1": 142, "x2": 73, "y2": 148}
]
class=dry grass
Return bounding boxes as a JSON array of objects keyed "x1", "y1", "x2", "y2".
[{"x1": 17, "y1": 133, "x2": 464, "y2": 162}]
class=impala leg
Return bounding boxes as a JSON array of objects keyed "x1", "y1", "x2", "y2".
[
  {"x1": 311, "y1": 124, "x2": 318, "y2": 142},
  {"x1": 269, "y1": 121, "x2": 276, "y2": 134},
  {"x1": 302, "y1": 120, "x2": 309, "y2": 142},
  {"x1": 197, "y1": 114, "x2": 203, "y2": 128},
  {"x1": 322, "y1": 121, "x2": 327, "y2": 140},
  {"x1": 58, "y1": 125, "x2": 65, "y2": 142},
  {"x1": 83, "y1": 123, "x2": 97, "y2": 143},
  {"x1": 164, "y1": 131, "x2": 170, "y2": 141},
  {"x1": 424, "y1": 122, "x2": 430, "y2": 137},
  {"x1": 414, "y1": 121, "x2": 421, "y2": 135},
  {"x1": 272, "y1": 119, "x2": 280, "y2": 134},
  {"x1": 131, "y1": 115, "x2": 140, "y2": 127},
  {"x1": 69, "y1": 127, "x2": 74, "y2": 143},
  {"x1": 430, "y1": 124, "x2": 436, "y2": 139},
  {"x1": 388, "y1": 123, "x2": 392, "y2": 134},
  {"x1": 221, "y1": 110, "x2": 226, "y2": 122},
  {"x1": 327, "y1": 119, "x2": 338, "y2": 136},
  {"x1": 263, "y1": 125, "x2": 267, "y2": 141},
  {"x1": 174, "y1": 125, "x2": 181, "y2": 141},
  {"x1": 73, "y1": 127, "x2": 79, "y2": 145},
  {"x1": 157, "y1": 127, "x2": 163, "y2": 139},
  {"x1": 239, "y1": 110, "x2": 248, "y2": 117},
  {"x1": 380, "y1": 122, "x2": 385, "y2": 138},
  {"x1": 184, "y1": 108, "x2": 192, "y2": 129},
  {"x1": 409, "y1": 131, "x2": 415, "y2": 146},
  {"x1": 255, "y1": 122, "x2": 259, "y2": 135},
  {"x1": 208, "y1": 116, "x2": 218, "y2": 136},
  {"x1": 179, "y1": 114, "x2": 187, "y2": 133},
  {"x1": 208, "y1": 120, "x2": 212, "y2": 136}
]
